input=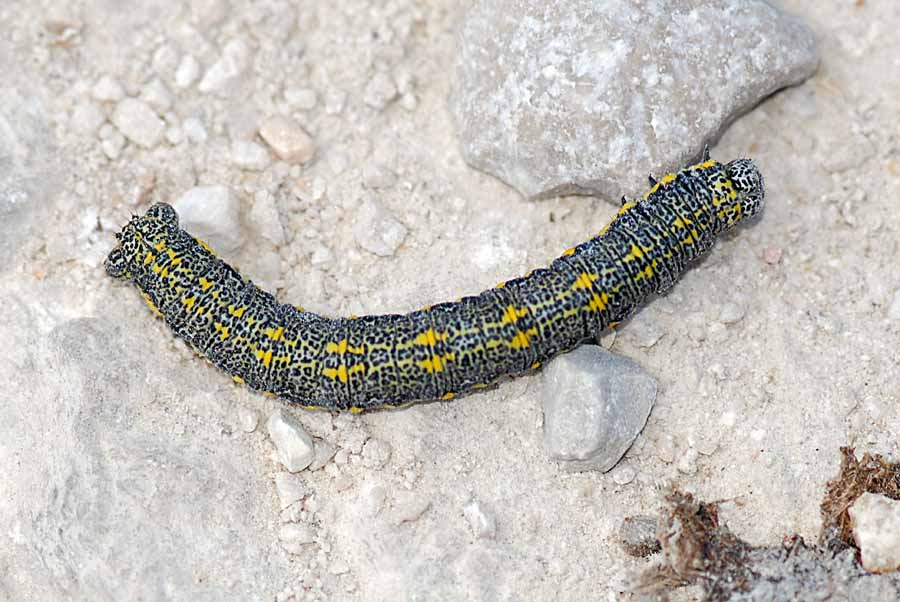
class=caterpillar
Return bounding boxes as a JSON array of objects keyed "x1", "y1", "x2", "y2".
[{"x1": 105, "y1": 154, "x2": 764, "y2": 413}]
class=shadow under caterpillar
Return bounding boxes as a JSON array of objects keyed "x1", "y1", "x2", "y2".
[{"x1": 105, "y1": 154, "x2": 764, "y2": 412}]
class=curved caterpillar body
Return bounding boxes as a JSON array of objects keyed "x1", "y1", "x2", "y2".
[{"x1": 105, "y1": 156, "x2": 764, "y2": 412}]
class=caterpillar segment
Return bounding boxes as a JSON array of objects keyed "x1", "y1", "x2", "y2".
[{"x1": 105, "y1": 157, "x2": 765, "y2": 412}]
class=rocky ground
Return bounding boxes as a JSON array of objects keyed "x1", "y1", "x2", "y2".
[{"x1": 1, "y1": 1, "x2": 898, "y2": 601}]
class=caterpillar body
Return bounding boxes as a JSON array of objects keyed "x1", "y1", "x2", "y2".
[{"x1": 105, "y1": 156, "x2": 764, "y2": 412}]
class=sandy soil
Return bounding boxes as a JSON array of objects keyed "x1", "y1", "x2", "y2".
[{"x1": 1, "y1": 1, "x2": 898, "y2": 600}]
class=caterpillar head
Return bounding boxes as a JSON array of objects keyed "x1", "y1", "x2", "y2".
[
  {"x1": 105, "y1": 203, "x2": 180, "y2": 280},
  {"x1": 725, "y1": 158, "x2": 765, "y2": 221}
]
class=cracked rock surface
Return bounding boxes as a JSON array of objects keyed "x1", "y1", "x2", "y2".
[{"x1": 452, "y1": 0, "x2": 819, "y2": 200}]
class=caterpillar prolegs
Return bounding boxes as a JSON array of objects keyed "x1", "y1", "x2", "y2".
[{"x1": 105, "y1": 156, "x2": 765, "y2": 412}]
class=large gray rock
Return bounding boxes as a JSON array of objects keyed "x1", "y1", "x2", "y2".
[
  {"x1": 542, "y1": 346, "x2": 656, "y2": 472},
  {"x1": 452, "y1": 0, "x2": 819, "y2": 200}
]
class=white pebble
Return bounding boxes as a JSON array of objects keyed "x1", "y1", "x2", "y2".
[
  {"x1": 171, "y1": 185, "x2": 243, "y2": 253},
  {"x1": 361, "y1": 438, "x2": 392, "y2": 469},
  {"x1": 676, "y1": 447, "x2": 699, "y2": 475},
  {"x1": 165, "y1": 126, "x2": 184, "y2": 145},
  {"x1": 91, "y1": 75, "x2": 125, "y2": 102},
  {"x1": 849, "y1": 492, "x2": 900, "y2": 573},
  {"x1": 182, "y1": 117, "x2": 208, "y2": 143},
  {"x1": 237, "y1": 407, "x2": 259, "y2": 432},
  {"x1": 111, "y1": 98, "x2": 165, "y2": 148},
  {"x1": 363, "y1": 72, "x2": 398, "y2": 110},
  {"x1": 719, "y1": 302, "x2": 746, "y2": 325},
  {"x1": 101, "y1": 132, "x2": 125, "y2": 160},
  {"x1": 308, "y1": 440, "x2": 337, "y2": 471},
  {"x1": 324, "y1": 89, "x2": 346, "y2": 114},
  {"x1": 140, "y1": 78, "x2": 175, "y2": 112},
  {"x1": 259, "y1": 115, "x2": 315, "y2": 164},
  {"x1": 274, "y1": 472, "x2": 309, "y2": 509},
  {"x1": 353, "y1": 194, "x2": 408, "y2": 257},
  {"x1": 309, "y1": 246, "x2": 333, "y2": 267},
  {"x1": 175, "y1": 55, "x2": 201, "y2": 89},
  {"x1": 400, "y1": 93, "x2": 418, "y2": 112},
  {"x1": 266, "y1": 409, "x2": 315, "y2": 473},
  {"x1": 199, "y1": 38, "x2": 252, "y2": 94},
  {"x1": 611, "y1": 465, "x2": 636, "y2": 485},
  {"x1": 231, "y1": 139, "x2": 271, "y2": 171},
  {"x1": 887, "y1": 289, "x2": 900, "y2": 321},
  {"x1": 285, "y1": 87, "x2": 317, "y2": 110},
  {"x1": 463, "y1": 500, "x2": 496, "y2": 539}
]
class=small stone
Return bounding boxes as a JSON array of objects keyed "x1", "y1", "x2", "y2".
[
  {"x1": 363, "y1": 72, "x2": 398, "y2": 110},
  {"x1": 171, "y1": 185, "x2": 243, "y2": 253},
  {"x1": 325, "y1": 89, "x2": 346, "y2": 114},
  {"x1": 199, "y1": 38, "x2": 253, "y2": 95},
  {"x1": 463, "y1": 500, "x2": 496, "y2": 539},
  {"x1": 655, "y1": 434, "x2": 677, "y2": 464},
  {"x1": 111, "y1": 98, "x2": 165, "y2": 148},
  {"x1": 718, "y1": 302, "x2": 746, "y2": 325},
  {"x1": 70, "y1": 101, "x2": 106, "y2": 135},
  {"x1": 91, "y1": 75, "x2": 125, "y2": 102},
  {"x1": 352, "y1": 195, "x2": 407, "y2": 257},
  {"x1": 175, "y1": 55, "x2": 201, "y2": 89},
  {"x1": 165, "y1": 126, "x2": 184, "y2": 145},
  {"x1": 231, "y1": 139, "x2": 271, "y2": 171},
  {"x1": 308, "y1": 440, "x2": 337, "y2": 471},
  {"x1": 611, "y1": 465, "x2": 636, "y2": 485},
  {"x1": 259, "y1": 115, "x2": 315, "y2": 163},
  {"x1": 266, "y1": 409, "x2": 315, "y2": 473},
  {"x1": 140, "y1": 78, "x2": 175, "y2": 112},
  {"x1": 361, "y1": 438, "x2": 392, "y2": 469},
  {"x1": 100, "y1": 132, "x2": 125, "y2": 160},
  {"x1": 182, "y1": 117, "x2": 208, "y2": 143},
  {"x1": 285, "y1": 87, "x2": 317, "y2": 110},
  {"x1": 849, "y1": 492, "x2": 900, "y2": 573},
  {"x1": 542, "y1": 346, "x2": 656, "y2": 472},
  {"x1": 887, "y1": 289, "x2": 900, "y2": 322},
  {"x1": 237, "y1": 407, "x2": 259, "y2": 432},
  {"x1": 152, "y1": 43, "x2": 180, "y2": 76},
  {"x1": 309, "y1": 246, "x2": 334, "y2": 267},
  {"x1": 400, "y1": 93, "x2": 418, "y2": 112},
  {"x1": 618, "y1": 516, "x2": 661, "y2": 558},
  {"x1": 676, "y1": 447, "x2": 699, "y2": 475},
  {"x1": 274, "y1": 472, "x2": 309, "y2": 509},
  {"x1": 452, "y1": 0, "x2": 819, "y2": 200}
]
